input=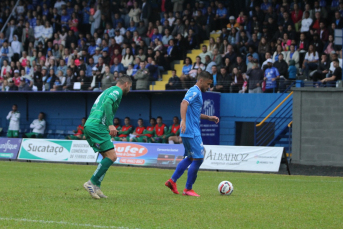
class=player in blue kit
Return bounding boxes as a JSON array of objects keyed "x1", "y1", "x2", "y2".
[{"x1": 165, "y1": 71, "x2": 220, "y2": 197}]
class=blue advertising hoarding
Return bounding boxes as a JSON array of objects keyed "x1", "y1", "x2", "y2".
[
  {"x1": 201, "y1": 92, "x2": 221, "y2": 145},
  {"x1": 97, "y1": 141, "x2": 185, "y2": 168},
  {"x1": 0, "y1": 138, "x2": 22, "y2": 159}
]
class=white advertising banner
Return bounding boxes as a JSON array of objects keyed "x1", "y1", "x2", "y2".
[
  {"x1": 18, "y1": 139, "x2": 98, "y2": 163},
  {"x1": 201, "y1": 145, "x2": 283, "y2": 172}
]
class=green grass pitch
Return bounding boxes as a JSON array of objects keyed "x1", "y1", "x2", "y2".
[{"x1": 0, "y1": 161, "x2": 342, "y2": 229}]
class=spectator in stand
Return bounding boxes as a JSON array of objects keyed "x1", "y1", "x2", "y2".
[
  {"x1": 230, "y1": 67, "x2": 244, "y2": 93},
  {"x1": 272, "y1": 44, "x2": 287, "y2": 63},
  {"x1": 1, "y1": 60, "x2": 10, "y2": 78},
  {"x1": 6, "y1": 104, "x2": 20, "y2": 138},
  {"x1": 0, "y1": 41, "x2": 13, "y2": 69},
  {"x1": 264, "y1": 59, "x2": 280, "y2": 93},
  {"x1": 301, "y1": 44, "x2": 319, "y2": 79},
  {"x1": 273, "y1": 53, "x2": 289, "y2": 91},
  {"x1": 291, "y1": 3, "x2": 303, "y2": 32},
  {"x1": 320, "y1": 59, "x2": 342, "y2": 86},
  {"x1": 300, "y1": 11, "x2": 312, "y2": 34},
  {"x1": 135, "y1": 61, "x2": 150, "y2": 90},
  {"x1": 285, "y1": 44, "x2": 300, "y2": 70},
  {"x1": 205, "y1": 55, "x2": 216, "y2": 74},
  {"x1": 313, "y1": 54, "x2": 330, "y2": 85},
  {"x1": 245, "y1": 60, "x2": 264, "y2": 93},
  {"x1": 90, "y1": 5, "x2": 101, "y2": 35},
  {"x1": 101, "y1": 66, "x2": 114, "y2": 91},
  {"x1": 211, "y1": 48, "x2": 222, "y2": 67},
  {"x1": 233, "y1": 56, "x2": 247, "y2": 74},
  {"x1": 23, "y1": 112, "x2": 46, "y2": 138},
  {"x1": 166, "y1": 69, "x2": 182, "y2": 90},
  {"x1": 333, "y1": 11, "x2": 343, "y2": 29}
]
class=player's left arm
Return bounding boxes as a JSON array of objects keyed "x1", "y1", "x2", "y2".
[
  {"x1": 103, "y1": 98, "x2": 117, "y2": 136},
  {"x1": 200, "y1": 114, "x2": 220, "y2": 124}
]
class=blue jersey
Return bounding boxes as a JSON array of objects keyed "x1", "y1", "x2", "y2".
[
  {"x1": 265, "y1": 67, "x2": 280, "y2": 89},
  {"x1": 181, "y1": 85, "x2": 203, "y2": 138}
]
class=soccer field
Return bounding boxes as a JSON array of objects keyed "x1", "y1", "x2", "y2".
[{"x1": 0, "y1": 161, "x2": 342, "y2": 229}]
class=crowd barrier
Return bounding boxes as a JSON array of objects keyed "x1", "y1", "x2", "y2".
[{"x1": 0, "y1": 138, "x2": 284, "y2": 172}]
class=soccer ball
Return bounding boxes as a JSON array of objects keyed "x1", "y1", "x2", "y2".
[{"x1": 218, "y1": 181, "x2": 234, "y2": 196}]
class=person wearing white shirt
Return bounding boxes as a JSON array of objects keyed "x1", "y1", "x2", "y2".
[
  {"x1": 42, "y1": 22, "x2": 53, "y2": 42},
  {"x1": 114, "y1": 30, "x2": 124, "y2": 45},
  {"x1": 329, "y1": 52, "x2": 343, "y2": 72},
  {"x1": 23, "y1": 112, "x2": 46, "y2": 138},
  {"x1": 91, "y1": 5, "x2": 101, "y2": 35},
  {"x1": 34, "y1": 20, "x2": 45, "y2": 47},
  {"x1": 54, "y1": 0, "x2": 66, "y2": 15},
  {"x1": 11, "y1": 35, "x2": 22, "y2": 62},
  {"x1": 302, "y1": 44, "x2": 319, "y2": 79},
  {"x1": 300, "y1": 11, "x2": 313, "y2": 33},
  {"x1": 6, "y1": 104, "x2": 20, "y2": 138}
]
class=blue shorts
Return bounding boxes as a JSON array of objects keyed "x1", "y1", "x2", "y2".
[{"x1": 182, "y1": 136, "x2": 204, "y2": 159}]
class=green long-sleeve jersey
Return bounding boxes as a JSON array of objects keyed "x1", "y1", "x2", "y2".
[{"x1": 85, "y1": 86, "x2": 123, "y2": 130}]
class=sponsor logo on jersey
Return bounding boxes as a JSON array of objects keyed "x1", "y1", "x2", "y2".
[
  {"x1": 188, "y1": 92, "x2": 197, "y2": 101},
  {"x1": 203, "y1": 99, "x2": 215, "y2": 116}
]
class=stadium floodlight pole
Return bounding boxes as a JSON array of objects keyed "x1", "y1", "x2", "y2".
[{"x1": 0, "y1": 0, "x2": 20, "y2": 33}]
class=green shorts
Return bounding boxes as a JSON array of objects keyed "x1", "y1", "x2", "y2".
[
  {"x1": 7, "y1": 130, "x2": 19, "y2": 138},
  {"x1": 84, "y1": 124, "x2": 114, "y2": 153},
  {"x1": 24, "y1": 132, "x2": 43, "y2": 138}
]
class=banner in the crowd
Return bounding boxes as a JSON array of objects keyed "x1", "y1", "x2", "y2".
[
  {"x1": 0, "y1": 138, "x2": 22, "y2": 159},
  {"x1": 201, "y1": 92, "x2": 221, "y2": 145},
  {"x1": 97, "y1": 142, "x2": 185, "y2": 167},
  {"x1": 18, "y1": 139, "x2": 98, "y2": 162},
  {"x1": 201, "y1": 145, "x2": 283, "y2": 172}
]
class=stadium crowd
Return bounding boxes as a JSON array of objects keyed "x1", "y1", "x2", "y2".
[{"x1": 0, "y1": 0, "x2": 342, "y2": 93}]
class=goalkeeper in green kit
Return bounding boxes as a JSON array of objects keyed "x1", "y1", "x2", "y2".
[{"x1": 83, "y1": 75, "x2": 132, "y2": 199}]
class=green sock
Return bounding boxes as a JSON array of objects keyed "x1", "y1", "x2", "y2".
[{"x1": 90, "y1": 157, "x2": 113, "y2": 186}]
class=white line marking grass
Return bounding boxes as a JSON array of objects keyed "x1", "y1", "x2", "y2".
[{"x1": 0, "y1": 217, "x2": 137, "y2": 229}]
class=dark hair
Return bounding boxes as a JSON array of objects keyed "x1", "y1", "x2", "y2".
[
  {"x1": 138, "y1": 118, "x2": 143, "y2": 122},
  {"x1": 82, "y1": 117, "x2": 86, "y2": 120},
  {"x1": 171, "y1": 69, "x2": 176, "y2": 72},
  {"x1": 198, "y1": 71, "x2": 213, "y2": 80},
  {"x1": 157, "y1": 116, "x2": 162, "y2": 120},
  {"x1": 150, "y1": 117, "x2": 156, "y2": 122},
  {"x1": 173, "y1": 116, "x2": 179, "y2": 120},
  {"x1": 333, "y1": 59, "x2": 340, "y2": 64},
  {"x1": 40, "y1": 112, "x2": 45, "y2": 118},
  {"x1": 184, "y1": 57, "x2": 192, "y2": 65},
  {"x1": 117, "y1": 75, "x2": 132, "y2": 85},
  {"x1": 125, "y1": 117, "x2": 131, "y2": 120}
]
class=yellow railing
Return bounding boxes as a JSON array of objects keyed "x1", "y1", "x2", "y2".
[
  {"x1": 256, "y1": 92, "x2": 294, "y2": 127},
  {"x1": 288, "y1": 121, "x2": 293, "y2": 127}
]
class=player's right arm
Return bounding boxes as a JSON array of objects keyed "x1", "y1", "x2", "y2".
[
  {"x1": 6, "y1": 111, "x2": 12, "y2": 120},
  {"x1": 180, "y1": 100, "x2": 189, "y2": 134}
]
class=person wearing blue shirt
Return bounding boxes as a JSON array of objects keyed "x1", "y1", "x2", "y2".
[
  {"x1": 180, "y1": 57, "x2": 193, "y2": 89},
  {"x1": 261, "y1": 0, "x2": 271, "y2": 12},
  {"x1": 112, "y1": 13, "x2": 123, "y2": 29},
  {"x1": 151, "y1": 28, "x2": 163, "y2": 41},
  {"x1": 88, "y1": 41, "x2": 96, "y2": 56},
  {"x1": 86, "y1": 58, "x2": 95, "y2": 77},
  {"x1": 165, "y1": 71, "x2": 219, "y2": 197},
  {"x1": 127, "y1": 21, "x2": 137, "y2": 32},
  {"x1": 215, "y1": 2, "x2": 228, "y2": 30},
  {"x1": 61, "y1": 9, "x2": 70, "y2": 29},
  {"x1": 110, "y1": 57, "x2": 125, "y2": 74},
  {"x1": 264, "y1": 59, "x2": 280, "y2": 93}
]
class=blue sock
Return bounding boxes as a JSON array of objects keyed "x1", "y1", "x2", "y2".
[
  {"x1": 186, "y1": 160, "x2": 203, "y2": 190},
  {"x1": 171, "y1": 157, "x2": 192, "y2": 182}
]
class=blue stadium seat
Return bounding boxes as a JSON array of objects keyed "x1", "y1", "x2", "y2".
[
  {"x1": 55, "y1": 130, "x2": 66, "y2": 139},
  {"x1": 46, "y1": 130, "x2": 55, "y2": 139}
]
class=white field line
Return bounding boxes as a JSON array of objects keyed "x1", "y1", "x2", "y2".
[{"x1": 0, "y1": 217, "x2": 137, "y2": 229}]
